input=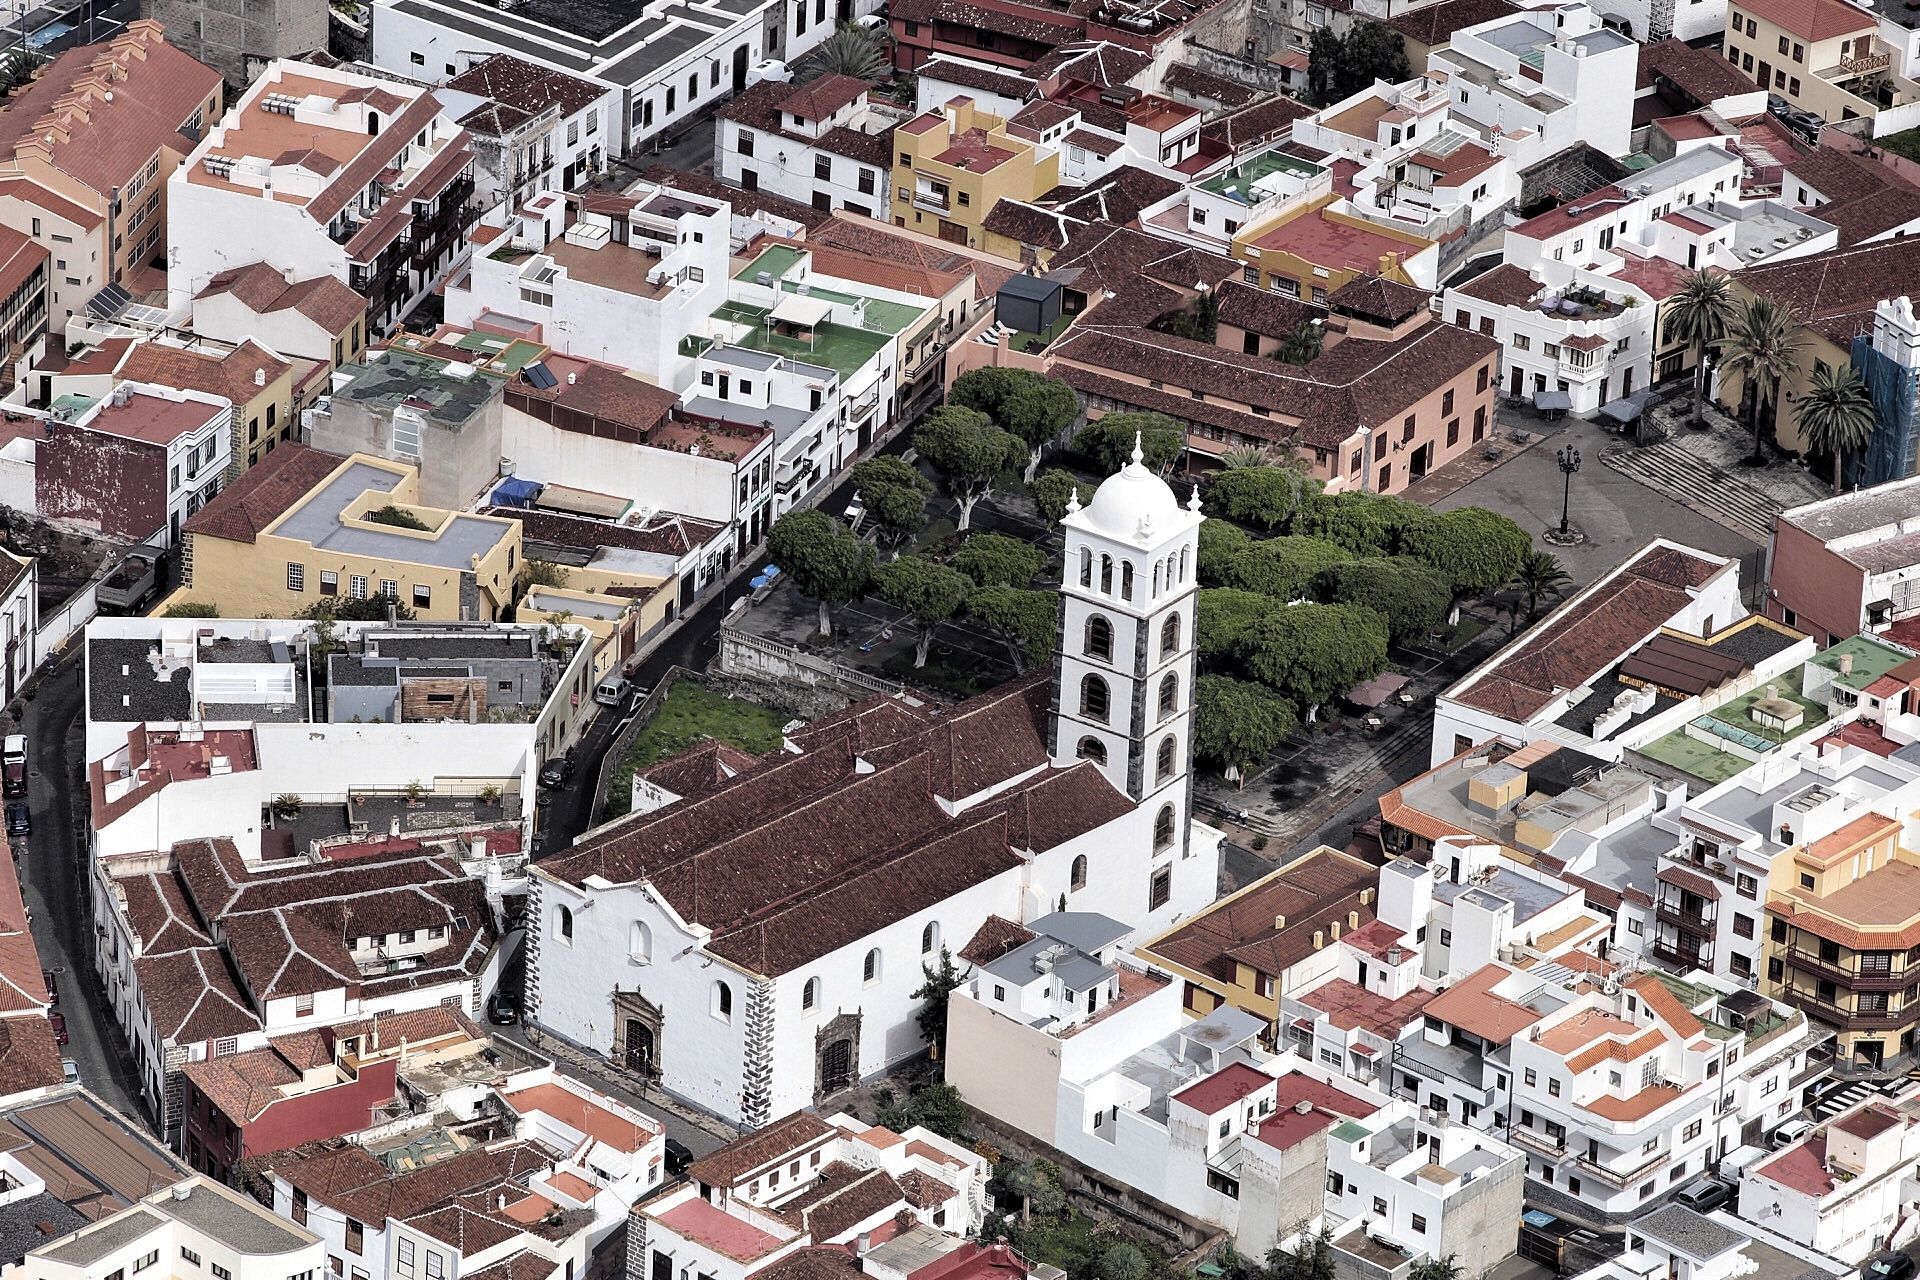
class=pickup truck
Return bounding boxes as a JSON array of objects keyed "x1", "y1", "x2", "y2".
[{"x1": 96, "y1": 548, "x2": 161, "y2": 615}]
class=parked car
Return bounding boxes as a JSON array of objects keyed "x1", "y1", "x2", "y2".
[
  {"x1": 664, "y1": 1136, "x2": 695, "y2": 1177},
  {"x1": 2, "y1": 735, "x2": 25, "y2": 798},
  {"x1": 47, "y1": 1012, "x2": 66, "y2": 1046},
  {"x1": 40, "y1": 971, "x2": 55, "y2": 1006},
  {"x1": 4, "y1": 803, "x2": 29, "y2": 837},
  {"x1": 538, "y1": 756, "x2": 575, "y2": 789},
  {"x1": 1673, "y1": 1178, "x2": 1732, "y2": 1213},
  {"x1": 1770, "y1": 1118, "x2": 1816, "y2": 1148},
  {"x1": 59, "y1": 1058, "x2": 76, "y2": 1085},
  {"x1": 594, "y1": 676, "x2": 631, "y2": 707},
  {"x1": 487, "y1": 991, "x2": 520, "y2": 1025},
  {"x1": 1866, "y1": 1256, "x2": 1918, "y2": 1280}
]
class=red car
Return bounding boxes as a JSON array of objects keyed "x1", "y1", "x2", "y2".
[
  {"x1": 40, "y1": 971, "x2": 54, "y2": 1005},
  {"x1": 47, "y1": 1012, "x2": 66, "y2": 1046}
]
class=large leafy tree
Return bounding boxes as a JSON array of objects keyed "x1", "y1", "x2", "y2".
[
  {"x1": 766, "y1": 508, "x2": 873, "y2": 636},
  {"x1": 1663, "y1": 269, "x2": 1738, "y2": 430},
  {"x1": 951, "y1": 532, "x2": 1045, "y2": 588},
  {"x1": 1242, "y1": 602, "x2": 1389, "y2": 711},
  {"x1": 1315, "y1": 557, "x2": 1451, "y2": 647},
  {"x1": 1193, "y1": 675, "x2": 1297, "y2": 787},
  {"x1": 850, "y1": 456, "x2": 932, "y2": 558},
  {"x1": 1292, "y1": 490, "x2": 1432, "y2": 557},
  {"x1": 1220, "y1": 535, "x2": 1353, "y2": 601},
  {"x1": 1795, "y1": 361, "x2": 1877, "y2": 490},
  {"x1": 1030, "y1": 468, "x2": 1091, "y2": 524},
  {"x1": 1402, "y1": 506, "x2": 1531, "y2": 596},
  {"x1": 913, "y1": 405, "x2": 1025, "y2": 530},
  {"x1": 873, "y1": 556, "x2": 970, "y2": 667},
  {"x1": 1272, "y1": 321, "x2": 1325, "y2": 367},
  {"x1": 1306, "y1": 21, "x2": 1410, "y2": 107},
  {"x1": 1073, "y1": 411, "x2": 1184, "y2": 475},
  {"x1": 952, "y1": 368, "x2": 1079, "y2": 477},
  {"x1": 1717, "y1": 295, "x2": 1806, "y2": 463},
  {"x1": 1196, "y1": 588, "x2": 1280, "y2": 659},
  {"x1": 1198, "y1": 520, "x2": 1252, "y2": 585},
  {"x1": 966, "y1": 586, "x2": 1057, "y2": 674},
  {"x1": 1270, "y1": 1228, "x2": 1337, "y2": 1280},
  {"x1": 910, "y1": 947, "x2": 963, "y2": 1058},
  {"x1": 1204, "y1": 465, "x2": 1316, "y2": 530}
]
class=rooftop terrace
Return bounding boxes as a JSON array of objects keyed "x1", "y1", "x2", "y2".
[
  {"x1": 334, "y1": 350, "x2": 504, "y2": 425},
  {"x1": 1197, "y1": 148, "x2": 1326, "y2": 203},
  {"x1": 710, "y1": 301, "x2": 893, "y2": 379},
  {"x1": 273, "y1": 460, "x2": 515, "y2": 570}
]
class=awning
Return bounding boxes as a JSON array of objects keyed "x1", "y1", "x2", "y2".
[
  {"x1": 1350, "y1": 1043, "x2": 1378, "y2": 1057},
  {"x1": 1347, "y1": 672, "x2": 1411, "y2": 708},
  {"x1": 1290, "y1": 1017, "x2": 1314, "y2": 1031},
  {"x1": 489, "y1": 476, "x2": 541, "y2": 507},
  {"x1": 770, "y1": 294, "x2": 834, "y2": 328},
  {"x1": 1534, "y1": 390, "x2": 1573, "y2": 412},
  {"x1": 1598, "y1": 397, "x2": 1644, "y2": 425}
]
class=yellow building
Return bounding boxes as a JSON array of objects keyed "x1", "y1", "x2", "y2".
[
  {"x1": 1722, "y1": 0, "x2": 1916, "y2": 129},
  {"x1": 893, "y1": 97, "x2": 1058, "y2": 257},
  {"x1": 115, "y1": 338, "x2": 301, "y2": 475},
  {"x1": 522, "y1": 582, "x2": 674, "y2": 685},
  {"x1": 1137, "y1": 846, "x2": 1378, "y2": 1035},
  {"x1": 171, "y1": 444, "x2": 521, "y2": 621},
  {"x1": 1763, "y1": 809, "x2": 1920, "y2": 1066},
  {"x1": 1230, "y1": 193, "x2": 1434, "y2": 303}
]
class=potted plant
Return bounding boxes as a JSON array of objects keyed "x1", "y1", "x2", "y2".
[
  {"x1": 404, "y1": 779, "x2": 426, "y2": 805},
  {"x1": 478, "y1": 783, "x2": 503, "y2": 807}
]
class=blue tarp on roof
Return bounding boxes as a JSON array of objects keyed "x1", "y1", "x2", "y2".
[{"x1": 490, "y1": 477, "x2": 541, "y2": 507}]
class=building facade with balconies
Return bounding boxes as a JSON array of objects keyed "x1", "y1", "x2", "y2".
[
  {"x1": 169, "y1": 62, "x2": 476, "y2": 338},
  {"x1": 1723, "y1": 0, "x2": 1920, "y2": 136}
]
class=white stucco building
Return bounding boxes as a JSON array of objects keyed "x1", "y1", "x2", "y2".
[
  {"x1": 1738, "y1": 1092, "x2": 1920, "y2": 1263},
  {"x1": 23, "y1": 1178, "x2": 324, "y2": 1280},
  {"x1": 527, "y1": 450, "x2": 1221, "y2": 1129},
  {"x1": 1429, "y1": 7, "x2": 1638, "y2": 168}
]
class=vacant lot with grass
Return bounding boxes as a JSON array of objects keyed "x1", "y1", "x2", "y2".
[{"x1": 605, "y1": 680, "x2": 788, "y2": 815}]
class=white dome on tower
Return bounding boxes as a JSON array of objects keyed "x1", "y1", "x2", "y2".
[{"x1": 1069, "y1": 434, "x2": 1198, "y2": 543}]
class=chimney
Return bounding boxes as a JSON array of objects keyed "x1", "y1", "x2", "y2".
[
  {"x1": 1840, "y1": 652, "x2": 1855, "y2": 675},
  {"x1": 1360, "y1": 888, "x2": 1374, "y2": 905},
  {"x1": 1331, "y1": 921, "x2": 1342, "y2": 940},
  {"x1": 1313, "y1": 929, "x2": 1324, "y2": 948},
  {"x1": 1387, "y1": 947, "x2": 1403, "y2": 964},
  {"x1": 1273, "y1": 912, "x2": 1287, "y2": 930},
  {"x1": 253, "y1": 367, "x2": 266, "y2": 387},
  {"x1": 1347, "y1": 910, "x2": 1360, "y2": 929}
]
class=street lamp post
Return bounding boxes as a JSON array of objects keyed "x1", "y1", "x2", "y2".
[{"x1": 1557, "y1": 444, "x2": 1581, "y2": 537}]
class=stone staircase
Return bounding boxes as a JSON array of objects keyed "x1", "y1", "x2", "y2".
[{"x1": 1601, "y1": 441, "x2": 1783, "y2": 543}]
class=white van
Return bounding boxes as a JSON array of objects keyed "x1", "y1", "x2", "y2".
[{"x1": 594, "y1": 676, "x2": 631, "y2": 707}]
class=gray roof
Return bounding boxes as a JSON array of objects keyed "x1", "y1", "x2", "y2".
[
  {"x1": 273, "y1": 462, "x2": 510, "y2": 571},
  {"x1": 36, "y1": 1208, "x2": 165, "y2": 1266},
  {"x1": 157, "y1": 1183, "x2": 313, "y2": 1255},
  {"x1": 369, "y1": 632, "x2": 536, "y2": 660},
  {"x1": 1780, "y1": 476, "x2": 1920, "y2": 543},
  {"x1": 0, "y1": 1192, "x2": 88, "y2": 1267},
  {"x1": 1631, "y1": 1206, "x2": 1745, "y2": 1260},
  {"x1": 331, "y1": 350, "x2": 503, "y2": 426},
  {"x1": 384, "y1": 0, "x2": 774, "y2": 87},
  {"x1": 1026, "y1": 911, "x2": 1130, "y2": 954},
  {"x1": 89, "y1": 638, "x2": 193, "y2": 723}
]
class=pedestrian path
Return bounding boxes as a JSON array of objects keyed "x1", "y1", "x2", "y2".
[{"x1": 1602, "y1": 440, "x2": 1782, "y2": 543}]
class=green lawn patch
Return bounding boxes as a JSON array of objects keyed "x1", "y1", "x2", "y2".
[
  {"x1": 1878, "y1": 129, "x2": 1920, "y2": 164},
  {"x1": 604, "y1": 681, "x2": 788, "y2": 816}
]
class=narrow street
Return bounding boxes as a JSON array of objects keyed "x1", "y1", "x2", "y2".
[{"x1": 18, "y1": 644, "x2": 143, "y2": 1119}]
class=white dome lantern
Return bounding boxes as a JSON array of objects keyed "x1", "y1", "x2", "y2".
[{"x1": 1074, "y1": 433, "x2": 1191, "y2": 545}]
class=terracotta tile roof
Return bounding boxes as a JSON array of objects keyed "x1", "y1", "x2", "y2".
[
  {"x1": 959, "y1": 915, "x2": 1036, "y2": 966},
  {"x1": 897, "y1": 1169, "x2": 954, "y2": 1208},
  {"x1": 1328, "y1": 274, "x2": 1431, "y2": 325},
  {"x1": 806, "y1": 217, "x2": 1020, "y2": 299},
  {"x1": 753, "y1": 1248, "x2": 864, "y2": 1280},
  {"x1": 196, "y1": 263, "x2": 366, "y2": 335},
  {"x1": 0, "y1": 176, "x2": 101, "y2": 229},
  {"x1": 184, "y1": 443, "x2": 344, "y2": 543},
  {"x1": 1172, "y1": 1061, "x2": 1271, "y2": 1114},
  {"x1": 917, "y1": 57, "x2": 1036, "y2": 99},
  {"x1": 640, "y1": 166, "x2": 832, "y2": 230},
  {"x1": 1449, "y1": 544, "x2": 1729, "y2": 721},
  {"x1": 1637, "y1": 38, "x2": 1759, "y2": 104},
  {"x1": 1142, "y1": 848, "x2": 1376, "y2": 982},
  {"x1": 1215, "y1": 280, "x2": 1325, "y2": 339},
  {"x1": 1299, "y1": 978, "x2": 1434, "y2": 1036},
  {"x1": 445, "y1": 54, "x2": 606, "y2": 123},
  {"x1": 1781, "y1": 149, "x2": 1920, "y2": 247},
  {"x1": 1737, "y1": 0, "x2": 1873, "y2": 42},
  {"x1": 273, "y1": 1140, "x2": 556, "y2": 1227},
  {"x1": 0, "y1": 1015, "x2": 63, "y2": 1096},
  {"x1": 715, "y1": 79, "x2": 893, "y2": 169},
  {"x1": 1200, "y1": 97, "x2": 1312, "y2": 152},
  {"x1": 1423, "y1": 964, "x2": 1540, "y2": 1044},
  {"x1": 308, "y1": 93, "x2": 447, "y2": 225},
  {"x1": 0, "y1": 24, "x2": 220, "y2": 198},
  {"x1": 115, "y1": 870, "x2": 213, "y2": 955},
  {"x1": 117, "y1": 339, "x2": 292, "y2": 407},
  {"x1": 1163, "y1": 63, "x2": 1261, "y2": 109},
  {"x1": 500, "y1": 1082, "x2": 659, "y2": 1154},
  {"x1": 1029, "y1": 40, "x2": 1153, "y2": 87},
  {"x1": 638, "y1": 740, "x2": 763, "y2": 800},
  {"x1": 1803, "y1": 812, "x2": 1897, "y2": 865},
  {"x1": 1051, "y1": 316, "x2": 1497, "y2": 449},
  {"x1": 1387, "y1": 0, "x2": 1518, "y2": 42},
  {"x1": 780, "y1": 74, "x2": 873, "y2": 121},
  {"x1": 464, "y1": 1253, "x2": 561, "y2": 1280},
  {"x1": 181, "y1": 1044, "x2": 305, "y2": 1124},
  {"x1": 687, "y1": 1112, "x2": 835, "y2": 1188},
  {"x1": 779, "y1": 1161, "x2": 906, "y2": 1241},
  {"x1": 1587, "y1": 1079, "x2": 1691, "y2": 1121},
  {"x1": 1341, "y1": 920, "x2": 1407, "y2": 960},
  {"x1": 542, "y1": 675, "x2": 1121, "y2": 977},
  {"x1": 1455, "y1": 263, "x2": 1542, "y2": 308},
  {"x1": 1626, "y1": 973, "x2": 1704, "y2": 1039},
  {"x1": 132, "y1": 946, "x2": 261, "y2": 1041}
]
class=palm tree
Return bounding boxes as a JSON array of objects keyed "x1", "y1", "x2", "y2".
[
  {"x1": 1663, "y1": 270, "x2": 1738, "y2": 429},
  {"x1": 1408, "y1": 1257, "x2": 1463, "y2": 1280},
  {"x1": 1716, "y1": 296, "x2": 1806, "y2": 464},
  {"x1": 1221, "y1": 443, "x2": 1284, "y2": 469},
  {"x1": 1272, "y1": 321, "x2": 1324, "y2": 367},
  {"x1": 803, "y1": 26, "x2": 887, "y2": 81},
  {"x1": 1795, "y1": 362, "x2": 1877, "y2": 491},
  {"x1": 1512, "y1": 549, "x2": 1573, "y2": 622}
]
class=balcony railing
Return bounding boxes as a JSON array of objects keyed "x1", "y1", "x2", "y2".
[
  {"x1": 1510, "y1": 1127, "x2": 1567, "y2": 1158},
  {"x1": 1781, "y1": 948, "x2": 1911, "y2": 991},
  {"x1": 1576, "y1": 1149, "x2": 1670, "y2": 1189},
  {"x1": 1655, "y1": 901, "x2": 1716, "y2": 937},
  {"x1": 914, "y1": 190, "x2": 951, "y2": 213},
  {"x1": 1653, "y1": 939, "x2": 1712, "y2": 970},
  {"x1": 1780, "y1": 990, "x2": 1919, "y2": 1030},
  {"x1": 1836, "y1": 50, "x2": 1891, "y2": 76}
]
